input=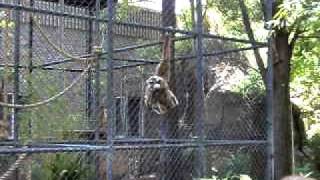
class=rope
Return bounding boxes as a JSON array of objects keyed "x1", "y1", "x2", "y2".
[
  {"x1": 0, "y1": 15, "x2": 100, "y2": 109},
  {"x1": 0, "y1": 153, "x2": 28, "y2": 180},
  {"x1": 32, "y1": 16, "x2": 95, "y2": 62},
  {"x1": 0, "y1": 15, "x2": 101, "y2": 180},
  {"x1": 0, "y1": 64, "x2": 92, "y2": 109}
]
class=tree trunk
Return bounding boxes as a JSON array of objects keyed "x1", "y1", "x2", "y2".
[{"x1": 272, "y1": 30, "x2": 293, "y2": 179}]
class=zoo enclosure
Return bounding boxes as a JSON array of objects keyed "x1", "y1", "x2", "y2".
[{"x1": 0, "y1": 0, "x2": 274, "y2": 179}]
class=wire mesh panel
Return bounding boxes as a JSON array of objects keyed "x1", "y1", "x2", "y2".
[{"x1": 0, "y1": 0, "x2": 271, "y2": 179}]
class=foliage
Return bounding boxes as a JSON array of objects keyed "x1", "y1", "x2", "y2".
[
  {"x1": 289, "y1": 0, "x2": 320, "y2": 127},
  {"x1": 206, "y1": 0, "x2": 265, "y2": 40},
  {"x1": 271, "y1": 0, "x2": 320, "y2": 177},
  {"x1": 32, "y1": 154, "x2": 94, "y2": 180},
  {"x1": 272, "y1": 1, "x2": 320, "y2": 40},
  {"x1": 199, "y1": 174, "x2": 252, "y2": 180},
  {"x1": 136, "y1": 41, "x2": 161, "y2": 59},
  {"x1": 178, "y1": 8, "x2": 193, "y2": 31},
  {"x1": 202, "y1": 153, "x2": 253, "y2": 180},
  {"x1": 0, "y1": 10, "x2": 14, "y2": 79},
  {"x1": 0, "y1": 11, "x2": 14, "y2": 28},
  {"x1": 18, "y1": 70, "x2": 86, "y2": 141},
  {"x1": 176, "y1": 0, "x2": 319, "y2": 176},
  {"x1": 293, "y1": 133, "x2": 320, "y2": 179},
  {"x1": 175, "y1": 39, "x2": 193, "y2": 55},
  {"x1": 231, "y1": 69, "x2": 265, "y2": 98},
  {"x1": 216, "y1": 153, "x2": 252, "y2": 179}
]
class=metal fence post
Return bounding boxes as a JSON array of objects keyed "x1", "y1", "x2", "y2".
[
  {"x1": 86, "y1": 8, "x2": 93, "y2": 130},
  {"x1": 265, "y1": 0, "x2": 274, "y2": 179},
  {"x1": 13, "y1": 0, "x2": 21, "y2": 144},
  {"x1": 27, "y1": 0, "x2": 34, "y2": 138},
  {"x1": 103, "y1": 0, "x2": 115, "y2": 179},
  {"x1": 195, "y1": 0, "x2": 207, "y2": 178}
]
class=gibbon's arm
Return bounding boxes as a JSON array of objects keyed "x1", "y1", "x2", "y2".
[{"x1": 155, "y1": 35, "x2": 171, "y2": 79}]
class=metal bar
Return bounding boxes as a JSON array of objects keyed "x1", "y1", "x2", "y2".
[
  {"x1": 0, "y1": 140, "x2": 267, "y2": 154},
  {"x1": 0, "y1": 2, "x2": 267, "y2": 45},
  {"x1": 37, "y1": 36, "x2": 192, "y2": 67},
  {"x1": 45, "y1": 43, "x2": 267, "y2": 67},
  {"x1": 86, "y1": 7, "x2": 93, "y2": 133},
  {"x1": 12, "y1": 42, "x2": 266, "y2": 71},
  {"x1": 117, "y1": 20, "x2": 267, "y2": 45},
  {"x1": 113, "y1": 58, "x2": 159, "y2": 63},
  {"x1": 27, "y1": 0, "x2": 34, "y2": 139},
  {"x1": 0, "y1": 139, "x2": 268, "y2": 146},
  {"x1": 265, "y1": 0, "x2": 274, "y2": 179},
  {"x1": 92, "y1": 2, "x2": 102, "y2": 179},
  {"x1": 0, "y1": 44, "x2": 266, "y2": 69},
  {"x1": 105, "y1": 0, "x2": 115, "y2": 179},
  {"x1": 13, "y1": 1, "x2": 22, "y2": 178},
  {"x1": 94, "y1": 0, "x2": 101, "y2": 142},
  {"x1": 13, "y1": 0, "x2": 21, "y2": 144},
  {"x1": 202, "y1": 44, "x2": 267, "y2": 58},
  {"x1": 194, "y1": 0, "x2": 207, "y2": 178},
  {"x1": 28, "y1": 0, "x2": 34, "y2": 74},
  {"x1": 114, "y1": 35, "x2": 193, "y2": 53},
  {"x1": 0, "y1": 43, "x2": 267, "y2": 72},
  {"x1": 93, "y1": 52, "x2": 101, "y2": 141},
  {"x1": 39, "y1": 55, "x2": 91, "y2": 67}
]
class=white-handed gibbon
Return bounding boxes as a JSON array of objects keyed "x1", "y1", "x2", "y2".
[{"x1": 144, "y1": 34, "x2": 179, "y2": 115}]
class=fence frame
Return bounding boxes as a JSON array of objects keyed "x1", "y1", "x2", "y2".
[{"x1": 0, "y1": 0, "x2": 274, "y2": 179}]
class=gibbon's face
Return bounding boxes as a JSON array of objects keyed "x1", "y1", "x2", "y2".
[{"x1": 146, "y1": 76, "x2": 164, "y2": 92}]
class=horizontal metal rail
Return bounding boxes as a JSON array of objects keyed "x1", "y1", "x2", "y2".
[
  {"x1": 0, "y1": 44, "x2": 267, "y2": 72},
  {"x1": 0, "y1": 140, "x2": 267, "y2": 154},
  {"x1": 0, "y1": 2, "x2": 266, "y2": 45},
  {"x1": 0, "y1": 138, "x2": 268, "y2": 145},
  {"x1": 33, "y1": 36, "x2": 193, "y2": 68}
]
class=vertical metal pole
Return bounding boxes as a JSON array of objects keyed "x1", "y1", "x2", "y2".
[
  {"x1": 93, "y1": 48, "x2": 102, "y2": 180},
  {"x1": 159, "y1": 116, "x2": 167, "y2": 180},
  {"x1": 103, "y1": 0, "x2": 115, "y2": 179},
  {"x1": 28, "y1": 0, "x2": 34, "y2": 74},
  {"x1": 139, "y1": 72, "x2": 145, "y2": 137},
  {"x1": 58, "y1": 0, "x2": 64, "y2": 49},
  {"x1": 265, "y1": 0, "x2": 274, "y2": 179},
  {"x1": 13, "y1": 0, "x2": 21, "y2": 144},
  {"x1": 86, "y1": 7, "x2": 93, "y2": 130},
  {"x1": 13, "y1": 1, "x2": 21, "y2": 179},
  {"x1": 91, "y1": 2, "x2": 102, "y2": 179},
  {"x1": 93, "y1": 0, "x2": 101, "y2": 141},
  {"x1": 195, "y1": 0, "x2": 206, "y2": 178},
  {"x1": 28, "y1": 0, "x2": 34, "y2": 138},
  {"x1": 160, "y1": 0, "x2": 176, "y2": 179}
]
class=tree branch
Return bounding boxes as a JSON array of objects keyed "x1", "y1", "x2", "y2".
[{"x1": 238, "y1": 0, "x2": 267, "y2": 85}]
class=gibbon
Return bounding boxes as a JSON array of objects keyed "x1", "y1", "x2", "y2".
[{"x1": 144, "y1": 34, "x2": 179, "y2": 115}]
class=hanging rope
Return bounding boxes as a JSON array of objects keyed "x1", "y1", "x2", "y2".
[
  {"x1": 32, "y1": 16, "x2": 95, "y2": 62},
  {"x1": 0, "y1": 64, "x2": 92, "y2": 109},
  {"x1": 0, "y1": 15, "x2": 101, "y2": 109},
  {"x1": 0, "y1": 14, "x2": 102, "y2": 180}
]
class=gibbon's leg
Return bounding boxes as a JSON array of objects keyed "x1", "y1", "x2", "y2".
[
  {"x1": 157, "y1": 88, "x2": 178, "y2": 108},
  {"x1": 158, "y1": 104, "x2": 168, "y2": 115},
  {"x1": 168, "y1": 90, "x2": 179, "y2": 108},
  {"x1": 153, "y1": 104, "x2": 162, "y2": 115}
]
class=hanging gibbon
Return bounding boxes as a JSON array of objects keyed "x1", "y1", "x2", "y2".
[{"x1": 144, "y1": 34, "x2": 179, "y2": 115}]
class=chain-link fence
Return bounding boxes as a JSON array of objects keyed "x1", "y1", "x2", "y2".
[{"x1": 0, "y1": 0, "x2": 272, "y2": 179}]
